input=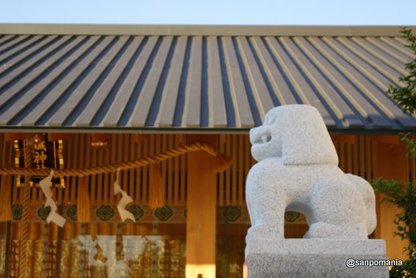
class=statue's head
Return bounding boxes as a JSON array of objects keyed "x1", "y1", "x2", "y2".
[
  {"x1": 250, "y1": 105, "x2": 338, "y2": 165},
  {"x1": 250, "y1": 108, "x2": 282, "y2": 162}
]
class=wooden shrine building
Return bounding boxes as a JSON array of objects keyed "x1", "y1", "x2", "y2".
[{"x1": 0, "y1": 24, "x2": 415, "y2": 277}]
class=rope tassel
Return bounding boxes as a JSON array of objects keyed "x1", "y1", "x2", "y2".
[
  {"x1": 114, "y1": 169, "x2": 135, "y2": 222},
  {"x1": 39, "y1": 170, "x2": 66, "y2": 227}
]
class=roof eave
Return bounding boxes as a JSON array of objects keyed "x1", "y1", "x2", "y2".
[
  {"x1": 0, "y1": 126, "x2": 414, "y2": 135},
  {"x1": 1, "y1": 24, "x2": 416, "y2": 36}
]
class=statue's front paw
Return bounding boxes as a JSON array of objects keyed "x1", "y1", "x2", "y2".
[{"x1": 246, "y1": 225, "x2": 284, "y2": 242}]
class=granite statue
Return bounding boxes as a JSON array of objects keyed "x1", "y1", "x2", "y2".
[
  {"x1": 246, "y1": 104, "x2": 376, "y2": 241},
  {"x1": 245, "y1": 105, "x2": 387, "y2": 277}
]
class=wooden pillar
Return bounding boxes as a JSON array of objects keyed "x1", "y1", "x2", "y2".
[
  {"x1": 186, "y1": 136, "x2": 217, "y2": 278},
  {"x1": 374, "y1": 137, "x2": 408, "y2": 260},
  {"x1": 0, "y1": 133, "x2": 12, "y2": 222}
]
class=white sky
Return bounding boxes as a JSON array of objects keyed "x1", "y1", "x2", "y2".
[{"x1": 1, "y1": 0, "x2": 415, "y2": 25}]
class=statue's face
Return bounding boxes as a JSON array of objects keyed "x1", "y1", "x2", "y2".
[{"x1": 250, "y1": 109, "x2": 282, "y2": 162}]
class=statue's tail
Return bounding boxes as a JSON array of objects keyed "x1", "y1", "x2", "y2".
[{"x1": 347, "y1": 174, "x2": 377, "y2": 235}]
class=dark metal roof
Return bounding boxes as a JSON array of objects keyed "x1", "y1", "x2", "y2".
[{"x1": 0, "y1": 29, "x2": 415, "y2": 132}]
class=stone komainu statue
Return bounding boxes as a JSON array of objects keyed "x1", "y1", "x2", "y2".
[{"x1": 246, "y1": 105, "x2": 377, "y2": 241}]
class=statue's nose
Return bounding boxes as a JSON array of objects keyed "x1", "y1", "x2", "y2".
[
  {"x1": 249, "y1": 126, "x2": 270, "y2": 144},
  {"x1": 249, "y1": 127, "x2": 260, "y2": 144}
]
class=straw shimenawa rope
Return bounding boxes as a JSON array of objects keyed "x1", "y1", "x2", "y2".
[{"x1": 0, "y1": 143, "x2": 232, "y2": 177}]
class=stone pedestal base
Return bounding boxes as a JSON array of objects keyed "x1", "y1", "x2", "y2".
[{"x1": 246, "y1": 239, "x2": 389, "y2": 278}]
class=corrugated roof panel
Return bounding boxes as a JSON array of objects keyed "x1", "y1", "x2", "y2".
[
  {"x1": 222, "y1": 37, "x2": 256, "y2": 127},
  {"x1": 1, "y1": 37, "x2": 89, "y2": 125},
  {"x1": 0, "y1": 35, "x2": 16, "y2": 46},
  {"x1": 0, "y1": 34, "x2": 415, "y2": 132},
  {"x1": 19, "y1": 36, "x2": 101, "y2": 126},
  {"x1": 102, "y1": 36, "x2": 155, "y2": 127},
  {"x1": 0, "y1": 36, "x2": 40, "y2": 64},
  {"x1": 206, "y1": 37, "x2": 227, "y2": 128},
  {"x1": 249, "y1": 37, "x2": 298, "y2": 106},
  {"x1": 0, "y1": 36, "x2": 62, "y2": 79},
  {"x1": 48, "y1": 36, "x2": 121, "y2": 126},
  {"x1": 379, "y1": 37, "x2": 413, "y2": 61},
  {"x1": 309, "y1": 37, "x2": 395, "y2": 128},
  {"x1": 156, "y1": 36, "x2": 188, "y2": 127},
  {"x1": 65, "y1": 36, "x2": 131, "y2": 126},
  {"x1": 76, "y1": 37, "x2": 140, "y2": 126},
  {"x1": 137, "y1": 36, "x2": 176, "y2": 127},
  {"x1": 290, "y1": 37, "x2": 358, "y2": 128},
  {"x1": 27, "y1": 36, "x2": 104, "y2": 126},
  {"x1": 116, "y1": 37, "x2": 162, "y2": 127},
  {"x1": 182, "y1": 36, "x2": 203, "y2": 128},
  {"x1": 326, "y1": 37, "x2": 415, "y2": 128},
  {"x1": 235, "y1": 37, "x2": 274, "y2": 120},
  {"x1": 0, "y1": 36, "x2": 73, "y2": 120},
  {"x1": 292, "y1": 37, "x2": 365, "y2": 128},
  {"x1": 277, "y1": 37, "x2": 338, "y2": 127}
]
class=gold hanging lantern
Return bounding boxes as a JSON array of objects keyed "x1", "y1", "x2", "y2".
[
  {"x1": 13, "y1": 139, "x2": 22, "y2": 187},
  {"x1": 90, "y1": 134, "x2": 110, "y2": 149},
  {"x1": 12, "y1": 134, "x2": 66, "y2": 188}
]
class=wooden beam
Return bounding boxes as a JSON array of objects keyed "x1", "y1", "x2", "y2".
[
  {"x1": 77, "y1": 177, "x2": 90, "y2": 223},
  {"x1": 374, "y1": 139, "x2": 408, "y2": 260},
  {"x1": 3, "y1": 133, "x2": 35, "y2": 141},
  {"x1": 132, "y1": 134, "x2": 148, "y2": 143},
  {"x1": 55, "y1": 207, "x2": 64, "y2": 278},
  {"x1": 47, "y1": 133, "x2": 74, "y2": 141},
  {"x1": 0, "y1": 176, "x2": 12, "y2": 221},
  {"x1": 186, "y1": 135, "x2": 217, "y2": 278},
  {"x1": 1, "y1": 133, "x2": 12, "y2": 276},
  {"x1": 371, "y1": 135, "x2": 401, "y2": 145},
  {"x1": 330, "y1": 134, "x2": 357, "y2": 144},
  {"x1": 4, "y1": 220, "x2": 12, "y2": 277},
  {"x1": 90, "y1": 133, "x2": 111, "y2": 142}
]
